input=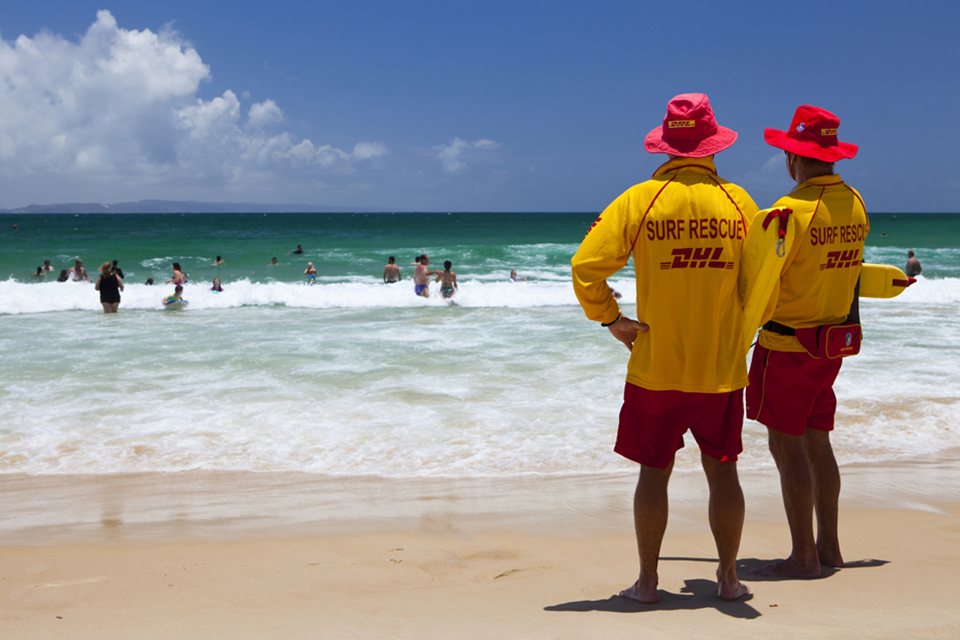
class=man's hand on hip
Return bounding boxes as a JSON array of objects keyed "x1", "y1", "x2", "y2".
[{"x1": 607, "y1": 315, "x2": 648, "y2": 351}]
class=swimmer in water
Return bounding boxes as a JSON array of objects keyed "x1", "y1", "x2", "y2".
[
  {"x1": 905, "y1": 250, "x2": 922, "y2": 278},
  {"x1": 413, "y1": 254, "x2": 439, "y2": 297},
  {"x1": 304, "y1": 261, "x2": 317, "y2": 284},
  {"x1": 383, "y1": 256, "x2": 401, "y2": 283},
  {"x1": 95, "y1": 261, "x2": 124, "y2": 314},
  {"x1": 211, "y1": 277, "x2": 223, "y2": 292},
  {"x1": 438, "y1": 260, "x2": 458, "y2": 299},
  {"x1": 213, "y1": 255, "x2": 224, "y2": 266},
  {"x1": 163, "y1": 284, "x2": 185, "y2": 306},
  {"x1": 167, "y1": 262, "x2": 186, "y2": 285},
  {"x1": 69, "y1": 259, "x2": 89, "y2": 282}
]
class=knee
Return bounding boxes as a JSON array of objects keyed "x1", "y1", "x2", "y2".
[
  {"x1": 768, "y1": 431, "x2": 804, "y2": 465},
  {"x1": 638, "y1": 464, "x2": 672, "y2": 491}
]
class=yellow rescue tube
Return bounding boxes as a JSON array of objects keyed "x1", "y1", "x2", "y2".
[
  {"x1": 739, "y1": 207, "x2": 796, "y2": 352},
  {"x1": 860, "y1": 263, "x2": 916, "y2": 299}
]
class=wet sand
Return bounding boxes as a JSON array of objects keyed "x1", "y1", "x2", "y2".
[{"x1": 2, "y1": 461, "x2": 959, "y2": 639}]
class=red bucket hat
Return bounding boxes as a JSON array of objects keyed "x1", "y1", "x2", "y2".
[
  {"x1": 764, "y1": 105, "x2": 858, "y2": 162},
  {"x1": 644, "y1": 93, "x2": 737, "y2": 158}
]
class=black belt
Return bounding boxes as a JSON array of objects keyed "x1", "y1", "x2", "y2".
[{"x1": 762, "y1": 320, "x2": 796, "y2": 336}]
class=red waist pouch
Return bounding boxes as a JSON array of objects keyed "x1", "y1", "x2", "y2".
[{"x1": 794, "y1": 323, "x2": 862, "y2": 359}]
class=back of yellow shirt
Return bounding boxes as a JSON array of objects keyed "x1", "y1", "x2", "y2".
[
  {"x1": 759, "y1": 175, "x2": 869, "y2": 352},
  {"x1": 572, "y1": 157, "x2": 758, "y2": 392}
]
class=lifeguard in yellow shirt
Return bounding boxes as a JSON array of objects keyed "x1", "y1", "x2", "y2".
[
  {"x1": 746, "y1": 105, "x2": 867, "y2": 579},
  {"x1": 571, "y1": 93, "x2": 758, "y2": 603}
]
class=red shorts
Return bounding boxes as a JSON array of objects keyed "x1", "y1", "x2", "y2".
[
  {"x1": 746, "y1": 345, "x2": 842, "y2": 436},
  {"x1": 615, "y1": 383, "x2": 744, "y2": 469}
]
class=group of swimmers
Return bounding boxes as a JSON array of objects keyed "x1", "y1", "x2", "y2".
[{"x1": 388, "y1": 254, "x2": 459, "y2": 299}]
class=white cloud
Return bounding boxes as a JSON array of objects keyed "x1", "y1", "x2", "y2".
[
  {"x1": 0, "y1": 11, "x2": 386, "y2": 191},
  {"x1": 247, "y1": 100, "x2": 284, "y2": 129},
  {"x1": 436, "y1": 137, "x2": 500, "y2": 173}
]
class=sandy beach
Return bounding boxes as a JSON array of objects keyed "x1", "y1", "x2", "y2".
[{"x1": 2, "y1": 461, "x2": 959, "y2": 639}]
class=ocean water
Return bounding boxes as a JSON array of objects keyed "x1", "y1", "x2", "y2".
[{"x1": 0, "y1": 212, "x2": 957, "y2": 478}]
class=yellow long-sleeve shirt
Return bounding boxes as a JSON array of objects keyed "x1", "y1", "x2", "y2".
[
  {"x1": 572, "y1": 157, "x2": 758, "y2": 392},
  {"x1": 758, "y1": 174, "x2": 869, "y2": 352}
]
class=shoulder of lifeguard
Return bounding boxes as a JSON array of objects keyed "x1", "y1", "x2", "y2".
[{"x1": 842, "y1": 183, "x2": 868, "y2": 211}]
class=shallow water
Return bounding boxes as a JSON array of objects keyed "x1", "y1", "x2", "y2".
[{"x1": 1, "y1": 212, "x2": 957, "y2": 478}]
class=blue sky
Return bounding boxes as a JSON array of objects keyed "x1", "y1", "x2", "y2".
[{"x1": 0, "y1": 1, "x2": 957, "y2": 211}]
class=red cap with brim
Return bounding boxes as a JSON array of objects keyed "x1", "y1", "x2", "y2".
[
  {"x1": 764, "y1": 105, "x2": 858, "y2": 162},
  {"x1": 645, "y1": 93, "x2": 737, "y2": 158}
]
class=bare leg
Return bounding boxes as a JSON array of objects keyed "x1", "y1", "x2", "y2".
[
  {"x1": 764, "y1": 429, "x2": 821, "y2": 578},
  {"x1": 804, "y1": 429, "x2": 843, "y2": 567},
  {"x1": 101, "y1": 302, "x2": 111, "y2": 314},
  {"x1": 619, "y1": 461, "x2": 672, "y2": 604},
  {"x1": 701, "y1": 454, "x2": 750, "y2": 600}
]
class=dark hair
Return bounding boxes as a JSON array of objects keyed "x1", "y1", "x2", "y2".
[
  {"x1": 444, "y1": 260, "x2": 452, "y2": 270},
  {"x1": 388, "y1": 256, "x2": 395, "y2": 263},
  {"x1": 216, "y1": 255, "x2": 222, "y2": 261},
  {"x1": 175, "y1": 284, "x2": 183, "y2": 293},
  {"x1": 907, "y1": 250, "x2": 915, "y2": 258},
  {"x1": 145, "y1": 278, "x2": 154, "y2": 285},
  {"x1": 112, "y1": 260, "x2": 119, "y2": 267},
  {"x1": 173, "y1": 262, "x2": 181, "y2": 270}
]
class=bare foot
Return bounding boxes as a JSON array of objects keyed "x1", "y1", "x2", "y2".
[
  {"x1": 818, "y1": 547, "x2": 844, "y2": 568},
  {"x1": 754, "y1": 557, "x2": 822, "y2": 579},
  {"x1": 618, "y1": 579, "x2": 660, "y2": 604},
  {"x1": 716, "y1": 570, "x2": 751, "y2": 601}
]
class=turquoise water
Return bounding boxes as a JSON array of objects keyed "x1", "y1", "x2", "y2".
[
  {"x1": 1, "y1": 212, "x2": 595, "y2": 286},
  {"x1": 0, "y1": 212, "x2": 957, "y2": 478},
  {"x1": 2, "y1": 212, "x2": 958, "y2": 287}
]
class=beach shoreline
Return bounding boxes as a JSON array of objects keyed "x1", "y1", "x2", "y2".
[
  {"x1": 3, "y1": 460, "x2": 959, "y2": 639},
  {"x1": 2, "y1": 457, "x2": 959, "y2": 543}
]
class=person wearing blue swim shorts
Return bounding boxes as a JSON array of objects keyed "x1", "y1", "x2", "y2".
[{"x1": 413, "y1": 254, "x2": 438, "y2": 298}]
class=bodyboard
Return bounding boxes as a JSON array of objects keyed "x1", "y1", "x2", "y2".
[{"x1": 163, "y1": 298, "x2": 189, "y2": 310}]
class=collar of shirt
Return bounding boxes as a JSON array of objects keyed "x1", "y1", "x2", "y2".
[
  {"x1": 652, "y1": 156, "x2": 718, "y2": 179},
  {"x1": 792, "y1": 173, "x2": 845, "y2": 192}
]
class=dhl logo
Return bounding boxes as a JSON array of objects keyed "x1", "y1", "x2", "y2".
[
  {"x1": 819, "y1": 249, "x2": 861, "y2": 270},
  {"x1": 667, "y1": 120, "x2": 696, "y2": 129},
  {"x1": 821, "y1": 128, "x2": 838, "y2": 136},
  {"x1": 660, "y1": 247, "x2": 733, "y2": 270}
]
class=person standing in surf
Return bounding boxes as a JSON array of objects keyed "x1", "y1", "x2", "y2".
[
  {"x1": 905, "y1": 250, "x2": 922, "y2": 277},
  {"x1": 745, "y1": 105, "x2": 867, "y2": 578},
  {"x1": 168, "y1": 262, "x2": 187, "y2": 285},
  {"x1": 413, "y1": 254, "x2": 438, "y2": 297},
  {"x1": 383, "y1": 256, "x2": 401, "y2": 283},
  {"x1": 437, "y1": 260, "x2": 458, "y2": 298},
  {"x1": 571, "y1": 93, "x2": 757, "y2": 603},
  {"x1": 95, "y1": 261, "x2": 124, "y2": 313}
]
